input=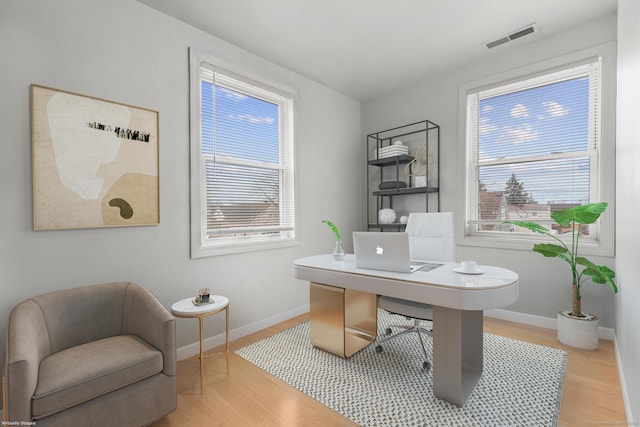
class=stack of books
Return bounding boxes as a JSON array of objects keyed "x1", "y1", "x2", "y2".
[{"x1": 372, "y1": 144, "x2": 409, "y2": 159}]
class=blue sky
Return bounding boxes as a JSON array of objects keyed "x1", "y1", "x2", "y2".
[
  {"x1": 201, "y1": 81, "x2": 279, "y2": 163},
  {"x1": 478, "y1": 76, "x2": 591, "y2": 204}
]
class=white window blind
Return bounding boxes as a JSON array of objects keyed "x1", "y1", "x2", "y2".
[
  {"x1": 466, "y1": 58, "x2": 602, "y2": 237},
  {"x1": 191, "y1": 55, "x2": 295, "y2": 256}
]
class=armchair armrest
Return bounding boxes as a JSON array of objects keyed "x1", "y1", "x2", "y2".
[
  {"x1": 3, "y1": 352, "x2": 7, "y2": 423},
  {"x1": 121, "y1": 283, "x2": 176, "y2": 376},
  {"x1": 6, "y1": 300, "x2": 51, "y2": 422}
]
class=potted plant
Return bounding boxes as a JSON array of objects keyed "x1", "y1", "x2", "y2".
[{"x1": 508, "y1": 202, "x2": 617, "y2": 350}]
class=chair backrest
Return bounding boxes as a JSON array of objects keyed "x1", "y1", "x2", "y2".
[
  {"x1": 27, "y1": 282, "x2": 131, "y2": 353},
  {"x1": 404, "y1": 212, "x2": 455, "y2": 262}
]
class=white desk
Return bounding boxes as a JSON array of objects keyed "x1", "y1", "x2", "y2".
[{"x1": 293, "y1": 254, "x2": 519, "y2": 406}]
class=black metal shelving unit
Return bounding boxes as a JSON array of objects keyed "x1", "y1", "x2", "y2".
[{"x1": 366, "y1": 120, "x2": 440, "y2": 231}]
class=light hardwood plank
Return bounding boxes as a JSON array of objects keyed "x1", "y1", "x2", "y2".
[{"x1": 151, "y1": 314, "x2": 626, "y2": 426}]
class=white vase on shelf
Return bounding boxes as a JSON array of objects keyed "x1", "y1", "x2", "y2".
[{"x1": 378, "y1": 209, "x2": 396, "y2": 224}]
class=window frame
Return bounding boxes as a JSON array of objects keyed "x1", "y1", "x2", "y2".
[
  {"x1": 457, "y1": 43, "x2": 616, "y2": 256},
  {"x1": 189, "y1": 48, "x2": 297, "y2": 258}
]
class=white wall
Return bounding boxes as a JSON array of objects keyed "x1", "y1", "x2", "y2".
[
  {"x1": 0, "y1": 0, "x2": 361, "y2": 385},
  {"x1": 615, "y1": 0, "x2": 640, "y2": 421},
  {"x1": 362, "y1": 14, "x2": 618, "y2": 326}
]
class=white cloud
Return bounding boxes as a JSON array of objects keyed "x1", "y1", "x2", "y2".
[
  {"x1": 219, "y1": 87, "x2": 247, "y2": 101},
  {"x1": 479, "y1": 117, "x2": 497, "y2": 135},
  {"x1": 497, "y1": 123, "x2": 538, "y2": 145},
  {"x1": 543, "y1": 101, "x2": 569, "y2": 117},
  {"x1": 228, "y1": 113, "x2": 275, "y2": 124},
  {"x1": 510, "y1": 104, "x2": 529, "y2": 118}
]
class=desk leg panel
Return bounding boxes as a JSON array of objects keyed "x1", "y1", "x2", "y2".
[
  {"x1": 432, "y1": 307, "x2": 483, "y2": 406},
  {"x1": 309, "y1": 283, "x2": 377, "y2": 358},
  {"x1": 310, "y1": 283, "x2": 346, "y2": 356},
  {"x1": 344, "y1": 289, "x2": 377, "y2": 357}
]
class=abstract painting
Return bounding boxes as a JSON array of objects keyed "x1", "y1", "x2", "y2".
[{"x1": 31, "y1": 84, "x2": 159, "y2": 230}]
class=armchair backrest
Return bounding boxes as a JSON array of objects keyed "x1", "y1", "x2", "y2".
[
  {"x1": 405, "y1": 212, "x2": 455, "y2": 262},
  {"x1": 28, "y1": 282, "x2": 132, "y2": 354}
]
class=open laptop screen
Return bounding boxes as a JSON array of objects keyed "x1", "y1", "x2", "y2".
[{"x1": 353, "y1": 232, "x2": 418, "y2": 273}]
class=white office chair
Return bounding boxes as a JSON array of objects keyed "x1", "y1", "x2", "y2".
[{"x1": 375, "y1": 212, "x2": 455, "y2": 370}]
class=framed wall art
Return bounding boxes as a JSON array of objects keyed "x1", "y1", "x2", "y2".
[{"x1": 31, "y1": 84, "x2": 160, "y2": 230}]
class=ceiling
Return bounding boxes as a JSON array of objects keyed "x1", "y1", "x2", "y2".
[{"x1": 138, "y1": 0, "x2": 617, "y2": 101}]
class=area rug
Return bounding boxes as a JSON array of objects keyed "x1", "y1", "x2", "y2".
[{"x1": 235, "y1": 310, "x2": 567, "y2": 427}]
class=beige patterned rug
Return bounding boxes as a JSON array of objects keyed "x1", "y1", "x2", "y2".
[{"x1": 236, "y1": 310, "x2": 566, "y2": 427}]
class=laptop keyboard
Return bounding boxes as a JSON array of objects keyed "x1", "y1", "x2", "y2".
[{"x1": 411, "y1": 262, "x2": 444, "y2": 272}]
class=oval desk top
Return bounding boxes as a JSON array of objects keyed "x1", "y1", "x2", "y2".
[{"x1": 294, "y1": 254, "x2": 519, "y2": 311}]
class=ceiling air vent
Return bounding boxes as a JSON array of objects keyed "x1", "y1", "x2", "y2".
[{"x1": 485, "y1": 24, "x2": 537, "y2": 49}]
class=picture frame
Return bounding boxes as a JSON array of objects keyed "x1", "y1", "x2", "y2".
[{"x1": 31, "y1": 84, "x2": 160, "y2": 230}]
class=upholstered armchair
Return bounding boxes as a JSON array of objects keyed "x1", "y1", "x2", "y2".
[{"x1": 3, "y1": 282, "x2": 176, "y2": 426}]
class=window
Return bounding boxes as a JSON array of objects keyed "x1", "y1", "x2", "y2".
[
  {"x1": 459, "y1": 44, "x2": 615, "y2": 255},
  {"x1": 189, "y1": 49, "x2": 296, "y2": 257}
]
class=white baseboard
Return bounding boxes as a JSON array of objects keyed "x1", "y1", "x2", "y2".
[
  {"x1": 483, "y1": 308, "x2": 616, "y2": 341},
  {"x1": 178, "y1": 305, "x2": 616, "y2": 360},
  {"x1": 614, "y1": 338, "x2": 636, "y2": 423},
  {"x1": 176, "y1": 303, "x2": 309, "y2": 361}
]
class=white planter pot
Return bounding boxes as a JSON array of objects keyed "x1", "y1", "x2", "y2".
[{"x1": 556, "y1": 311, "x2": 599, "y2": 350}]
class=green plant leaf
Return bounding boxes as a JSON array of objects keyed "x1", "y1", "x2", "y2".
[
  {"x1": 322, "y1": 220, "x2": 341, "y2": 241},
  {"x1": 582, "y1": 265, "x2": 618, "y2": 293},
  {"x1": 532, "y1": 243, "x2": 568, "y2": 257},
  {"x1": 551, "y1": 202, "x2": 608, "y2": 226},
  {"x1": 575, "y1": 256, "x2": 597, "y2": 269},
  {"x1": 508, "y1": 221, "x2": 554, "y2": 235},
  {"x1": 575, "y1": 257, "x2": 617, "y2": 292}
]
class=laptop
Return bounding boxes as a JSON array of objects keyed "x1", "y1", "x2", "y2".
[{"x1": 353, "y1": 232, "x2": 427, "y2": 273}]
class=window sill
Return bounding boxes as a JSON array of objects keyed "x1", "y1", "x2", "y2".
[
  {"x1": 191, "y1": 237, "x2": 298, "y2": 258},
  {"x1": 457, "y1": 234, "x2": 614, "y2": 258}
]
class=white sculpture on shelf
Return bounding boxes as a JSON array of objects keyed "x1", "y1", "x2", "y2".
[
  {"x1": 405, "y1": 145, "x2": 437, "y2": 187},
  {"x1": 378, "y1": 208, "x2": 396, "y2": 224}
]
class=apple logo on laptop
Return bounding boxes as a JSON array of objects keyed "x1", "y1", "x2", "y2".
[{"x1": 376, "y1": 245, "x2": 384, "y2": 255}]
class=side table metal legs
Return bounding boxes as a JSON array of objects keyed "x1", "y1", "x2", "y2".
[
  {"x1": 224, "y1": 306, "x2": 229, "y2": 375},
  {"x1": 198, "y1": 316, "x2": 205, "y2": 395},
  {"x1": 194, "y1": 305, "x2": 230, "y2": 394}
]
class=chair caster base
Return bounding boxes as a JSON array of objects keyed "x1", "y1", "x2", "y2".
[
  {"x1": 375, "y1": 345, "x2": 383, "y2": 353},
  {"x1": 423, "y1": 361, "x2": 431, "y2": 370}
]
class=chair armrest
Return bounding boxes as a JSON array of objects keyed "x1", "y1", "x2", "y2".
[
  {"x1": 6, "y1": 300, "x2": 51, "y2": 422},
  {"x1": 122, "y1": 283, "x2": 176, "y2": 376}
]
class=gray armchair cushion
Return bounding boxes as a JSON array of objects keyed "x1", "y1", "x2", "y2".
[{"x1": 32, "y1": 335, "x2": 163, "y2": 419}]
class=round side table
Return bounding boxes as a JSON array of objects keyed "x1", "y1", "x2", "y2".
[{"x1": 171, "y1": 295, "x2": 229, "y2": 395}]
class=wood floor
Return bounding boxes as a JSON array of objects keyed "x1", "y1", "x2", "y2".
[{"x1": 151, "y1": 314, "x2": 627, "y2": 427}]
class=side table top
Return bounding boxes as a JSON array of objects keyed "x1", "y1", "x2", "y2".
[{"x1": 171, "y1": 295, "x2": 229, "y2": 316}]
